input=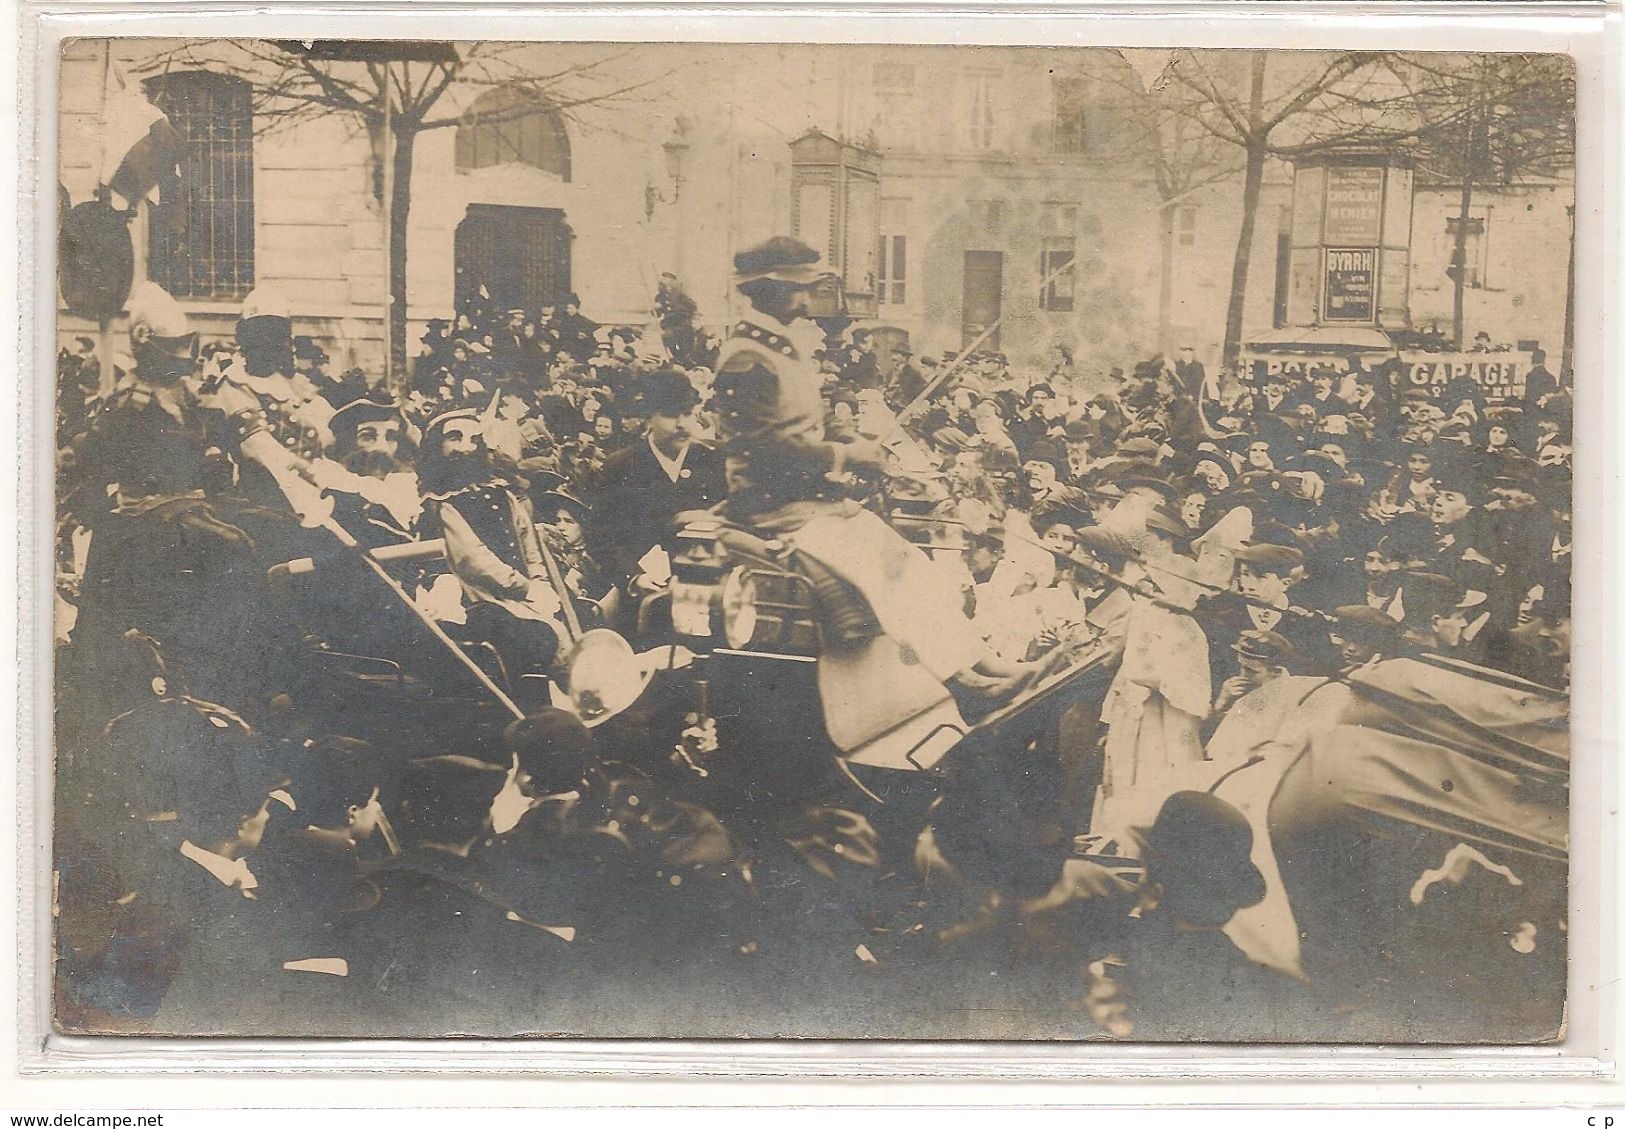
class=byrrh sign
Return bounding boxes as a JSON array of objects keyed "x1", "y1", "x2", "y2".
[{"x1": 1322, "y1": 247, "x2": 1377, "y2": 322}]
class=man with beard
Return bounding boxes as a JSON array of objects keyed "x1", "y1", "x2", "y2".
[
  {"x1": 1008, "y1": 383, "x2": 1059, "y2": 457},
  {"x1": 321, "y1": 397, "x2": 422, "y2": 548},
  {"x1": 419, "y1": 409, "x2": 567, "y2": 700}
]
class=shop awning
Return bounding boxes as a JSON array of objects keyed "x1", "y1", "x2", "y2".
[{"x1": 1245, "y1": 325, "x2": 1394, "y2": 353}]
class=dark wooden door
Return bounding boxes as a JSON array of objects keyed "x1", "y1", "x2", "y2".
[
  {"x1": 455, "y1": 205, "x2": 571, "y2": 313},
  {"x1": 962, "y1": 250, "x2": 1003, "y2": 351}
]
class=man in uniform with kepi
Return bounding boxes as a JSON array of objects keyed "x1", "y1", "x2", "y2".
[{"x1": 710, "y1": 238, "x2": 1041, "y2": 753}]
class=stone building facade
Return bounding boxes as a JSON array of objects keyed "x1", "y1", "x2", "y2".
[{"x1": 57, "y1": 41, "x2": 1573, "y2": 380}]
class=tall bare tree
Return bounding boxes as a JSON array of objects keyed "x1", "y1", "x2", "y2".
[
  {"x1": 1058, "y1": 51, "x2": 1242, "y2": 353},
  {"x1": 1396, "y1": 53, "x2": 1575, "y2": 350},
  {"x1": 135, "y1": 39, "x2": 678, "y2": 387},
  {"x1": 1159, "y1": 50, "x2": 1468, "y2": 372}
]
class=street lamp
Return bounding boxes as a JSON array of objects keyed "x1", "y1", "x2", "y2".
[{"x1": 645, "y1": 127, "x2": 690, "y2": 218}]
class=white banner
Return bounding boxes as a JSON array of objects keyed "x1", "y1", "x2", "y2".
[{"x1": 1244, "y1": 351, "x2": 1534, "y2": 399}]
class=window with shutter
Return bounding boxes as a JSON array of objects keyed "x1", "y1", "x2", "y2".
[{"x1": 1039, "y1": 236, "x2": 1076, "y2": 312}]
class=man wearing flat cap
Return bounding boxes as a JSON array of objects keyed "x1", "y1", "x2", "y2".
[
  {"x1": 589, "y1": 366, "x2": 725, "y2": 595},
  {"x1": 1393, "y1": 569, "x2": 1490, "y2": 661},
  {"x1": 1194, "y1": 541, "x2": 1330, "y2": 690},
  {"x1": 1326, "y1": 604, "x2": 1401, "y2": 676},
  {"x1": 1205, "y1": 628, "x2": 1329, "y2": 762}
]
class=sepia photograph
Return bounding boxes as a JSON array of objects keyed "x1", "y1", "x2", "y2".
[{"x1": 49, "y1": 38, "x2": 1574, "y2": 1043}]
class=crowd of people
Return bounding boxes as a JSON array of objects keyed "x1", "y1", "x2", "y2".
[{"x1": 51, "y1": 236, "x2": 1571, "y2": 1042}]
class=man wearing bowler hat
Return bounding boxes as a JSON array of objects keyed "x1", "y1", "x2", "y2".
[
  {"x1": 1085, "y1": 790, "x2": 1306, "y2": 1041},
  {"x1": 589, "y1": 366, "x2": 725, "y2": 596},
  {"x1": 884, "y1": 344, "x2": 924, "y2": 411}
]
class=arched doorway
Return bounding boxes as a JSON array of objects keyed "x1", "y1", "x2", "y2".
[{"x1": 454, "y1": 204, "x2": 572, "y2": 314}]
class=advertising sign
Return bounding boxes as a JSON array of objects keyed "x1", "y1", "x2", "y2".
[
  {"x1": 1322, "y1": 247, "x2": 1376, "y2": 322},
  {"x1": 1245, "y1": 354, "x2": 1355, "y2": 383},
  {"x1": 1402, "y1": 352, "x2": 1531, "y2": 401},
  {"x1": 1323, "y1": 166, "x2": 1385, "y2": 244},
  {"x1": 1243, "y1": 351, "x2": 1531, "y2": 401}
]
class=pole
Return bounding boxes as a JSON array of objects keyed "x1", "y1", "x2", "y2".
[
  {"x1": 97, "y1": 320, "x2": 115, "y2": 399},
  {"x1": 381, "y1": 74, "x2": 394, "y2": 392},
  {"x1": 533, "y1": 532, "x2": 583, "y2": 644},
  {"x1": 322, "y1": 516, "x2": 525, "y2": 720},
  {"x1": 96, "y1": 41, "x2": 116, "y2": 399},
  {"x1": 1560, "y1": 203, "x2": 1576, "y2": 384},
  {"x1": 881, "y1": 255, "x2": 1078, "y2": 443}
]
